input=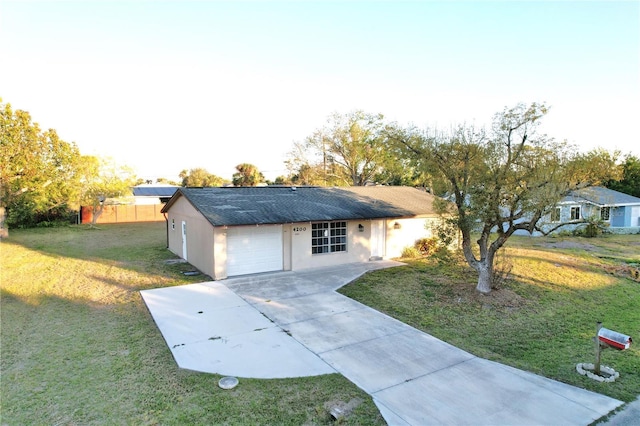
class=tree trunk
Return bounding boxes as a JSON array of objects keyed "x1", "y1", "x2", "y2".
[
  {"x1": 461, "y1": 228, "x2": 496, "y2": 294},
  {"x1": 0, "y1": 207, "x2": 7, "y2": 238},
  {"x1": 476, "y1": 243, "x2": 498, "y2": 294},
  {"x1": 91, "y1": 203, "x2": 105, "y2": 226},
  {"x1": 476, "y1": 262, "x2": 493, "y2": 294}
]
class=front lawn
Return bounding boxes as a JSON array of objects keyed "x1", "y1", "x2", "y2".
[
  {"x1": 340, "y1": 234, "x2": 640, "y2": 403},
  {"x1": 0, "y1": 223, "x2": 384, "y2": 425}
]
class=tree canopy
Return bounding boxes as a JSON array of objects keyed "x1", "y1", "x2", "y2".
[
  {"x1": 391, "y1": 103, "x2": 621, "y2": 293},
  {"x1": 287, "y1": 111, "x2": 396, "y2": 186},
  {"x1": 605, "y1": 154, "x2": 640, "y2": 197},
  {"x1": 156, "y1": 177, "x2": 181, "y2": 186},
  {"x1": 232, "y1": 163, "x2": 264, "y2": 187},
  {"x1": 78, "y1": 156, "x2": 136, "y2": 225},
  {"x1": 1, "y1": 100, "x2": 83, "y2": 227},
  {"x1": 179, "y1": 168, "x2": 225, "y2": 187},
  {"x1": 1, "y1": 99, "x2": 143, "y2": 229}
]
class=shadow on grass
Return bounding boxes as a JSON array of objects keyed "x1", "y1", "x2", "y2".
[
  {"x1": 4, "y1": 223, "x2": 169, "y2": 258},
  {"x1": 2, "y1": 223, "x2": 207, "y2": 301},
  {"x1": 1, "y1": 224, "x2": 386, "y2": 425}
]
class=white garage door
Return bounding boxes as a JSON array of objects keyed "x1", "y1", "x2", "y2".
[{"x1": 227, "y1": 225, "x2": 283, "y2": 276}]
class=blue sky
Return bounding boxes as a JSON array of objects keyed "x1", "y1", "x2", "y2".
[{"x1": 2, "y1": 1, "x2": 638, "y2": 181}]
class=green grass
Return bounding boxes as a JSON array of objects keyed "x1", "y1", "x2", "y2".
[
  {"x1": 1, "y1": 223, "x2": 384, "y2": 425},
  {"x1": 340, "y1": 234, "x2": 640, "y2": 403}
]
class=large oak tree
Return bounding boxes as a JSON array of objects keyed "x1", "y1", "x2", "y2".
[
  {"x1": 391, "y1": 103, "x2": 620, "y2": 293},
  {"x1": 1, "y1": 100, "x2": 83, "y2": 229},
  {"x1": 288, "y1": 111, "x2": 392, "y2": 186}
]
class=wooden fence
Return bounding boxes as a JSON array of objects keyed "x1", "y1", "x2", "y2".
[{"x1": 80, "y1": 204, "x2": 166, "y2": 224}]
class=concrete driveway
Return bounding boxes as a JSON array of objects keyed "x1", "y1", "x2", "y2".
[{"x1": 142, "y1": 261, "x2": 623, "y2": 425}]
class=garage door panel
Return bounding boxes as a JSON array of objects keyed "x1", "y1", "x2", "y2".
[{"x1": 227, "y1": 225, "x2": 283, "y2": 276}]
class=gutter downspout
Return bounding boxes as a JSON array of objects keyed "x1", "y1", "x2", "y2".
[{"x1": 163, "y1": 212, "x2": 169, "y2": 248}]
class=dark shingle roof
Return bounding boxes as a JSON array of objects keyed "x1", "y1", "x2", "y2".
[
  {"x1": 162, "y1": 186, "x2": 441, "y2": 227},
  {"x1": 563, "y1": 186, "x2": 640, "y2": 206},
  {"x1": 132, "y1": 186, "x2": 179, "y2": 197}
]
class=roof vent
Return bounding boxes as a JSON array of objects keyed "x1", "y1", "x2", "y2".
[{"x1": 291, "y1": 186, "x2": 297, "y2": 191}]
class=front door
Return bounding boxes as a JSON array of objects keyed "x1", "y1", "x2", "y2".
[{"x1": 370, "y1": 220, "x2": 385, "y2": 259}]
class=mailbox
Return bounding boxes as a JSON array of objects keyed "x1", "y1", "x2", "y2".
[{"x1": 598, "y1": 327, "x2": 632, "y2": 350}]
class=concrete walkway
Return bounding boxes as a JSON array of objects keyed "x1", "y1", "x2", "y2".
[
  {"x1": 142, "y1": 261, "x2": 623, "y2": 425},
  {"x1": 140, "y1": 280, "x2": 334, "y2": 378}
]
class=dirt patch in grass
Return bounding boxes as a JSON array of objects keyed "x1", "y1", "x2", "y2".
[
  {"x1": 477, "y1": 287, "x2": 527, "y2": 309},
  {"x1": 519, "y1": 234, "x2": 640, "y2": 283},
  {"x1": 430, "y1": 272, "x2": 528, "y2": 311},
  {"x1": 540, "y1": 240, "x2": 599, "y2": 251}
]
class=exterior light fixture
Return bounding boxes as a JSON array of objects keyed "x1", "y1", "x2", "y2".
[{"x1": 358, "y1": 224, "x2": 364, "y2": 232}]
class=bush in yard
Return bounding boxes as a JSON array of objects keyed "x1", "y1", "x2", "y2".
[
  {"x1": 579, "y1": 216, "x2": 609, "y2": 238},
  {"x1": 572, "y1": 216, "x2": 609, "y2": 238},
  {"x1": 7, "y1": 202, "x2": 76, "y2": 228},
  {"x1": 401, "y1": 246, "x2": 422, "y2": 258},
  {"x1": 414, "y1": 237, "x2": 439, "y2": 255}
]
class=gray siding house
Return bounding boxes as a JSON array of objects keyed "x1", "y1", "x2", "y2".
[{"x1": 542, "y1": 186, "x2": 640, "y2": 234}]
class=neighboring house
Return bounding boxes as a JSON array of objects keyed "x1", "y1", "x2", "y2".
[
  {"x1": 540, "y1": 186, "x2": 640, "y2": 235},
  {"x1": 132, "y1": 184, "x2": 179, "y2": 205},
  {"x1": 80, "y1": 184, "x2": 179, "y2": 224},
  {"x1": 161, "y1": 186, "x2": 447, "y2": 280}
]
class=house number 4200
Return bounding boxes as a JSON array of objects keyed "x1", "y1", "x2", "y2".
[{"x1": 293, "y1": 226, "x2": 307, "y2": 232}]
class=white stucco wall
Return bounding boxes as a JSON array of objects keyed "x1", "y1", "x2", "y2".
[
  {"x1": 385, "y1": 217, "x2": 438, "y2": 258},
  {"x1": 289, "y1": 217, "x2": 439, "y2": 269},
  {"x1": 290, "y1": 220, "x2": 372, "y2": 270},
  {"x1": 212, "y1": 227, "x2": 227, "y2": 280}
]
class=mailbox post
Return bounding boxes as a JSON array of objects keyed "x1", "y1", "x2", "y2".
[
  {"x1": 578, "y1": 322, "x2": 632, "y2": 382},
  {"x1": 595, "y1": 322, "x2": 603, "y2": 376}
]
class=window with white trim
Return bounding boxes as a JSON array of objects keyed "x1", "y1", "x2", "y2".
[
  {"x1": 600, "y1": 206, "x2": 611, "y2": 221},
  {"x1": 311, "y1": 221, "x2": 347, "y2": 254},
  {"x1": 570, "y1": 206, "x2": 581, "y2": 220}
]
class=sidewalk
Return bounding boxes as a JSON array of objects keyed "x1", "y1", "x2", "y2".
[{"x1": 597, "y1": 396, "x2": 640, "y2": 426}]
